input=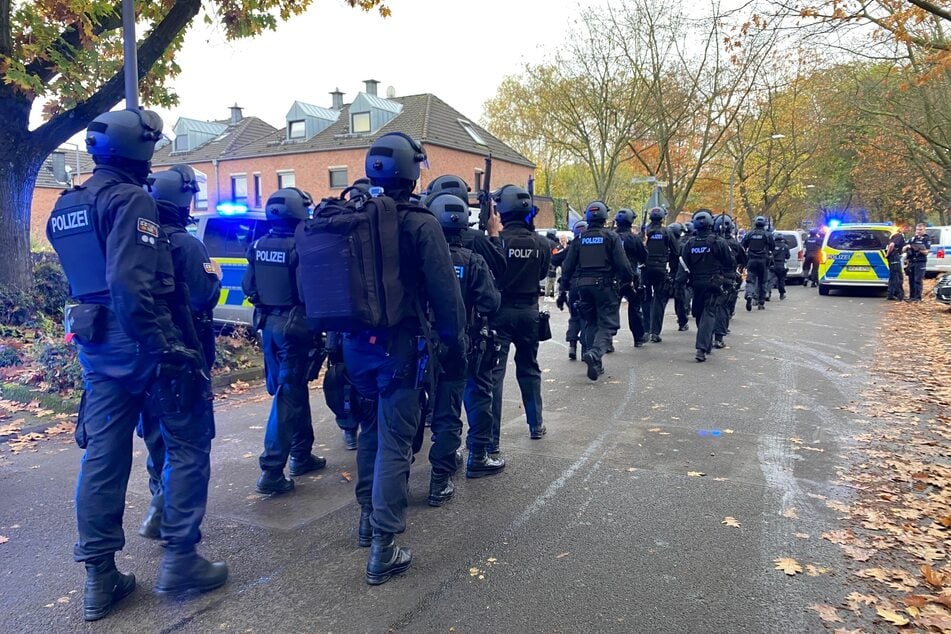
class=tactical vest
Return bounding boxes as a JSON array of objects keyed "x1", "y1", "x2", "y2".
[
  {"x1": 645, "y1": 225, "x2": 669, "y2": 270},
  {"x1": 772, "y1": 244, "x2": 787, "y2": 267},
  {"x1": 450, "y1": 244, "x2": 476, "y2": 317},
  {"x1": 501, "y1": 230, "x2": 542, "y2": 296},
  {"x1": 578, "y1": 228, "x2": 611, "y2": 271},
  {"x1": 250, "y1": 232, "x2": 298, "y2": 307},
  {"x1": 746, "y1": 230, "x2": 769, "y2": 257},
  {"x1": 686, "y1": 235, "x2": 718, "y2": 284},
  {"x1": 47, "y1": 184, "x2": 108, "y2": 299},
  {"x1": 804, "y1": 236, "x2": 821, "y2": 255}
]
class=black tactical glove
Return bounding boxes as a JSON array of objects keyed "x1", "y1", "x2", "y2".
[
  {"x1": 158, "y1": 345, "x2": 203, "y2": 373},
  {"x1": 556, "y1": 291, "x2": 568, "y2": 311},
  {"x1": 440, "y1": 338, "x2": 468, "y2": 381}
]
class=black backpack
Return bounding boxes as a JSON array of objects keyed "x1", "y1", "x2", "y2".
[{"x1": 295, "y1": 188, "x2": 411, "y2": 332}]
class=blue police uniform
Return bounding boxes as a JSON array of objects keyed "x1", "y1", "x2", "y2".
[
  {"x1": 886, "y1": 232, "x2": 906, "y2": 300},
  {"x1": 679, "y1": 230, "x2": 735, "y2": 358},
  {"x1": 906, "y1": 232, "x2": 932, "y2": 301},
  {"x1": 47, "y1": 164, "x2": 214, "y2": 562},
  {"x1": 803, "y1": 232, "x2": 822, "y2": 286},
  {"x1": 641, "y1": 223, "x2": 677, "y2": 339},
  {"x1": 616, "y1": 227, "x2": 648, "y2": 343},
  {"x1": 714, "y1": 233, "x2": 747, "y2": 341},
  {"x1": 742, "y1": 228, "x2": 775, "y2": 308}
]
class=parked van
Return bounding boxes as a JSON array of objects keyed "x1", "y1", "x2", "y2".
[{"x1": 926, "y1": 225, "x2": 951, "y2": 277}]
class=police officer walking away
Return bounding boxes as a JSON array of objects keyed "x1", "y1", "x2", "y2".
[
  {"x1": 677, "y1": 210, "x2": 735, "y2": 362},
  {"x1": 667, "y1": 222, "x2": 691, "y2": 331},
  {"x1": 344, "y1": 133, "x2": 466, "y2": 584},
  {"x1": 476, "y1": 185, "x2": 550, "y2": 447},
  {"x1": 904, "y1": 223, "x2": 932, "y2": 301},
  {"x1": 641, "y1": 207, "x2": 678, "y2": 342},
  {"x1": 614, "y1": 208, "x2": 648, "y2": 347},
  {"x1": 742, "y1": 216, "x2": 775, "y2": 310},
  {"x1": 802, "y1": 228, "x2": 822, "y2": 287},
  {"x1": 885, "y1": 227, "x2": 907, "y2": 301},
  {"x1": 138, "y1": 164, "x2": 222, "y2": 541},
  {"x1": 713, "y1": 215, "x2": 746, "y2": 348},
  {"x1": 560, "y1": 201, "x2": 633, "y2": 380},
  {"x1": 770, "y1": 232, "x2": 791, "y2": 300},
  {"x1": 243, "y1": 188, "x2": 326, "y2": 494},
  {"x1": 558, "y1": 220, "x2": 588, "y2": 360},
  {"x1": 427, "y1": 193, "x2": 501, "y2": 496},
  {"x1": 47, "y1": 109, "x2": 226, "y2": 620}
]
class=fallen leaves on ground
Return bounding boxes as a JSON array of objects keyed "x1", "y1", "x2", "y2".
[
  {"x1": 810, "y1": 604, "x2": 843, "y2": 623},
  {"x1": 340, "y1": 471, "x2": 352, "y2": 482},
  {"x1": 687, "y1": 471, "x2": 705, "y2": 477},
  {"x1": 875, "y1": 607, "x2": 909, "y2": 626},
  {"x1": 722, "y1": 516, "x2": 741, "y2": 528},
  {"x1": 774, "y1": 557, "x2": 802, "y2": 576},
  {"x1": 0, "y1": 535, "x2": 8, "y2": 544}
]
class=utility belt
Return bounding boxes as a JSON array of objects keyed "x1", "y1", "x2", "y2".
[
  {"x1": 64, "y1": 302, "x2": 111, "y2": 345},
  {"x1": 574, "y1": 276, "x2": 613, "y2": 288}
]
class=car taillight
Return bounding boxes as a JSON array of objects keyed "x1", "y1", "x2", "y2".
[{"x1": 939, "y1": 249, "x2": 945, "y2": 259}]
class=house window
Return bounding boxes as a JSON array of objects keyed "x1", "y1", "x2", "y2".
[
  {"x1": 253, "y1": 173, "x2": 262, "y2": 207},
  {"x1": 329, "y1": 167, "x2": 348, "y2": 189},
  {"x1": 173, "y1": 135, "x2": 189, "y2": 152},
  {"x1": 288, "y1": 120, "x2": 306, "y2": 140},
  {"x1": 231, "y1": 174, "x2": 248, "y2": 203},
  {"x1": 459, "y1": 120, "x2": 487, "y2": 146},
  {"x1": 278, "y1": 171, "x2": 296, "y2": 189},
  {"x1": 351, "y1": 112, "x2": 371, "y2": 134},
  {"x1": 194, "y1": 168, "x2": 208, "y2": 210}
]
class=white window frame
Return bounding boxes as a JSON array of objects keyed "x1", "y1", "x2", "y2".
[
  {"x1": 458, "y1": 119, "x2": 487, "y2": 146},
  {"x1": 329, "y1": 166, "x2": 348, "y2": 189},
  {"x1": 288, "y1": 120, "x2": 306, "y2": 140},
  {"x1": 231, "y1": 173, "x2": 248, "y2": 203},
  {"x1": 277, "y1": 170, "x2": 296, "y2": 189},
  {"x1": 351, "y1": 111, "x2": 371, "y2": 134}
]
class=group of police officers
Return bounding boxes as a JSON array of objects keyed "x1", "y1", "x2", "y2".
[{"x1": 45, "y1": 107, "x2": 809, "y2": 620}]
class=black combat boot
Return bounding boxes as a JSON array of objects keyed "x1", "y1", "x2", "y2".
[
  {"x1": 713, "y1": 337, "x2": 726, "y2": 349},
  {"x1": 746, "y1": 297, "x2": 752, "y2": 311},
  {"x1": 155, "y1": 550, "x2": 229, "y2": 597},
  {"x1": 83, "y1": 555, "x2": 135, "y2": 622},
  {"x1": 138, "y1": 496, "x2": 163, "y2": 540},
  {"x1": 256, "y1": 470, "x2": 295, "y2": 495},
  {"x1": 695, "y1": 349, "x2": 707, "y2": 362},
  {"x1": 466, "y1": 448, "x2": 505, "y2": 479},
  {"x1": 530, "y1": 424, "x2": 548, "y2": 439},
  {"x1": 288, "y1": 453, "x2": 327, "y2": 477},
  {"x1": 582, "y1": 351, "x2": 600, "y2": 381},
  {"x1": 366, "y1": 532, "x2": 412, "y2": 586},
  {"x1": 358, "y1": 506, "x2": 372, "y2": 547},
  {"x1": 343, "y1": 429, "x2": 358, "y2": 450},
  {"x1": 568, "y1": 343, "x2": 577, "y2": 361},
  {"x1": 428, "y1": 472, "x2": 455, "y2": 507}
]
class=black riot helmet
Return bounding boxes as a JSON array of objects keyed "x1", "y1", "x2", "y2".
[
  {"x1": 266, "y1": 187, "x2": 312, "y2": 221},
  {"x1": 648, "y1": 207, "x2": 666, "y2": 223},
  {"x1": 773, "y1": 231, "x2": 787, "y2": 243},
  {"x1": 429, "y1": 193, "x2": 470, "y2": 234},
  {"x1": 754, "y1": 215, "x2": 768, "y2": 229},
  {"x1": 615, "y1": 208, "x2": 636, "y2": 228},
  {"x1": 572, "y1": 220, "x2": 588, "y2": 237},
  {"x1": 684, "y1": 221, "x2": 695, "y2": 235},
  {"x1": 808, "y1": 227, "x2": 819, "y2": 237},
  {"x1": 585, "y1": 201, "x2": 609, "y2": 223},
  {"x1": 148, "y1": 164, "x2": 199, "y2": 221},
  {"x1": 692, "y1": 210, "x2": 714, "y2": 233},
  {"x1": 423, "y1": 174, "x2": 470, "y2": 206},
  {"x1": 85, "y1": 108, "x2": 164, "y2": 163},
  {"x1": 492, "y1": 184, "x2": 534, "y2": 224},
  {"x1": 667, "y1": 222, "x2": 684, "y2": 239},
  {"x1": 365, "y1": 132, "x2": 427, "y2": 190},
  {"x1": 714, "y1": 214, "x2": 734, "y2": 236}
]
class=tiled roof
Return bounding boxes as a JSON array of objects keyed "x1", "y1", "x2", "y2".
[
  {"x1": 151, "y1": 116, "x2": 277, "y2": 166},
  {"x1": 175, "y1": 117, "x2": 227, "y2": 136},
  {"x1": 35, "y1": 150, "x2": 95, "y2": 189},
  {"x1": 226, "y1": 94, "x2": 534, "y2": 168}
]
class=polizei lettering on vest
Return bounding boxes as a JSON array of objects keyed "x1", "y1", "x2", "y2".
[
  {"x1": 691, "y1": 246, "x2": 711, "y2": 254},
  {"x1": 257, "y1": 250, "x2": 287, "y2": 264},
  {"x1": 581, "y1": 237, "x2": 604, "y2": 245},
  {"x1": 51, "y1": 209, "x2": 89, "y2": 233},
  {"x1": 509, "y1": 248, "x2": 537, "y2": 258}
]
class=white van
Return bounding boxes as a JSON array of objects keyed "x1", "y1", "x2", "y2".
[
  {"x1": 926, "y1": 225, "x2": 951, "y2": 277},
  {"x1": 775, "y1": 230, "x2": 807, "y2": 282}
]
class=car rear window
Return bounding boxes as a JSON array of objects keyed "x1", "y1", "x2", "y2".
[
  {"x1": 827, "y1": 230, "x2": 890, "y2": 251},
  {"x1": 780, "y1": 233, "x2": 801, "y2": 248},
  {"x1": 926, "y1": 229, "x2": 941, "y2": 243},
  {"x1": 202, "y1": 218, "x2": 274, "y2": 258}
]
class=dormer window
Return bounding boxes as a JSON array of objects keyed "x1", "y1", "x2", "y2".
[
  {"x1": 351, "y1": 112, "x2": 371, "y2": 134},
  {"x1": 288, "y1": 120, "x2": 306, "y2": 140},
  {"x1": 173, "y1": 135, "x2": 189, "y2": 152},
  {"x1": 459, "y1": 120, "x2": 487, "y2": 146}
]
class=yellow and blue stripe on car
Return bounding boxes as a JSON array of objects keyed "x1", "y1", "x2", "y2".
[{"x1": 213, "y1": 257, "x2": 254, "y2": 306}]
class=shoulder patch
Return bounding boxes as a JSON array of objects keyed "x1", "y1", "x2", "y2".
[
  {"x1": 137, "y1": 218, "x2": 159, "y2": 246},
  {"x1": 203, "y1": 261, "x2": 222, "y2": 278}
]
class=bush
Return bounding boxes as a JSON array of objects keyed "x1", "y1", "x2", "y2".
[
  {"x1": 35, "y1": 339, "x2": 84, "y2": 394},
  {"x1": 0, "y1": 344, "x2": 24, "y2": 368},
  {"x1": 213, "y1": 326, "x2": 262, "y2": 375},
  {"x1": 32, "y1": 254, "x2": 69, "y2": 321},
  {"x1": 0, "y1": 285, "x2": 41, "y2": 327}
]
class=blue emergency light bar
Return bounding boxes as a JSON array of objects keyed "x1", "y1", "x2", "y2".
[{"x1": 216, "y1": 202, "x2": 248, "y2": 216}]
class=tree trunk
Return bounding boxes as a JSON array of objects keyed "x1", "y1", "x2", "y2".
[{"x1": 0, "y1": 146, "x2": 43, "y2": 290}]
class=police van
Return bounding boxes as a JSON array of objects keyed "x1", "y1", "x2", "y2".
[
  {"x1": 193, "y1": 209, "x2": 275, "y2": 325},
  {"x1": 817, "y1": 223, "x2": 895, "y2": 296},
  {"x1": 926, "y1": 225, "x2": 951, "y2": 277}
]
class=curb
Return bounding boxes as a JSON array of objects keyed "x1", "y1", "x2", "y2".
[{"x1": 212, "y1": 366, "x2": 264, "y2": 389}]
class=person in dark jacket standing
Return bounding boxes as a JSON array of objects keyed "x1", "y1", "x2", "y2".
[
  {"x1": 558, "y1": 220, "x2": 588, "y2": 360},
  {"x1": 667, "y1": 222, "x2": 691, "y2": 331},
  {"x1": 678, "y1": 210, "x2": 735, "y2": 362},
  {"x1": 641, "y1": 207, "x2": 678, "y2": 342},
  {"x1": 885, "y1": 228, "x2": 907, "y2": 301},
  {"x1": 742, "y1": 216, "x2": 775, "y2": 310},
  {"x1": 904, "y1": 223, "x2": 932, "y2": 301},
  {"x1": 137, "y1": 164, "x2": 222, "y2": 541},
  {"x1": 560, "y1": 201, "x2": 634, "y2": 380},
  {"x1": 802, "y1": 228, "x2": 822, "y2": 287},
  {"x1": 712, "y1": 214, "x2": 746, "y2": 348},
  {"x1": 770, "y1": 232, "x2": 791, "y2": 300},
  {"x1": 243, "y1": 188, "x2": 326, "y2": 495},
  {"x1": 613, "y1": 208, "x2": 648, "y2": 347},
  {"x1": 47, "y1": 109, "x2": 226, "y2": 620}
]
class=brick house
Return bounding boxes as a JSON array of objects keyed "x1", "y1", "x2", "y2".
[
  {"x1": 151, "y1": 81, "x2": 549, "y2": 226},
  {"x1": 30, "y1": 149, "x2": 94, "y2": 247}
]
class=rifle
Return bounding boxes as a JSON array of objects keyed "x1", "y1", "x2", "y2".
[{"x1": 476, "y1": 154, "x2": 493, "y2": 231}]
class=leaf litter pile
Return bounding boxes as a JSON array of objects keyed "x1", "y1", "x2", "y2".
[{"x1": 811, "y1": 285, "x2": 951, "y2": 631}]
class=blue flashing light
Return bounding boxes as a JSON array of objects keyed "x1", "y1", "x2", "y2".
[
  {"x1": 217, "y1": 202, "x2": 248, "y2": 216},
  {"x1": 827, "y1": 219, "x2": 841, "y2": 229}
]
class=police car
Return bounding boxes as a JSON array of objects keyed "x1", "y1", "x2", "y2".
[
  {"x1": 926, "y1": 226, "x2": 951, "y2": 277},
  {"x1": 193, "y1": 208, "x2": 275, "y2": 325},
  {"x1": 817, "y1": 223, "x2": 895, "y2": 296}
]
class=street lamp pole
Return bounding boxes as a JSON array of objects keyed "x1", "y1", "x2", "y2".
[{"x1": 728, "y1": 133, "x2": 785, "y2": 218}]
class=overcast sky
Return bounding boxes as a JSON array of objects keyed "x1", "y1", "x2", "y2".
[{"x1": 43, "y1": 0, "x2": 600, "y2": 141}]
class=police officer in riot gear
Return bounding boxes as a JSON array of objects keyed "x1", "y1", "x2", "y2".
[
  {"x1": 667, "y1": 222, "x2": 691, "y2": 331},
  {"x1": 558, "y1": 220, "x2": 588, "y2": 360},
  {"x1": 641, "y1": 207, "x2": 678, "y2": 342},
  {"x1": 471, "y1": 184, "x2": 550, "y2": 450},
  {"x1": 770, "y1": 232, "x2": 791, "y2": 300},
  {"x1": 47, "y1": 109, "x2": 226, "y2": 620},
  {"x1": 904, "y1": 223, "x2": 932, "y2": 301},
  {"x1": 885, "y1": 227, "x2": 907, "y2": 301},
  {"x1": 712, "y1": 214, "x2": 746, "y2": 347},
  {"x1": 347, "y1": 132, "x2": 466, "y2": 584},
  {"x1": 742, "y1": 216, "x2": 775, "y2": 310},
  {"x1": 137, "y1": 164, "x2": 222, "y2": 541},
  {"x1": 422, "y1": 174, "x2": 506, "y2": 280},
  {"x1": 243, "y1": 187, "x2": 326, "y2": 495},
  {"x1": 802, "y1": 228, "x2": 822, "y2": 287},
  {"x1": 613, "y1": 208, "x2": 648, "y2": 347},
  {"x1": 677, "y1": 210, "x2": 735, "y2": 362},
  {"x1": 561, "y1": 201, "x2": 634, "y2": 380},
  {"x1": 427, "y1": 193, "x2": 502, "y2": 495}
]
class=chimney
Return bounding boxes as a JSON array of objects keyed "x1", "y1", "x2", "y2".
[
  {"x1": 364, "y1": 79, "x2": 379, "y2": 97},
  {"x1": 51, "y1": 151, "x2": 68, "y2": 183},
  {"x1": 229, "y1": 103, "x2": 243, "y2": 125},
  {"x1": 330, "y1": 88, "x2": 344, "y2": 111}
]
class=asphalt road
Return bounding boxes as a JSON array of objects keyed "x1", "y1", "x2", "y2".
[{"x1": 0, "y1": 282, "x2": 889, "y2": 633}]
